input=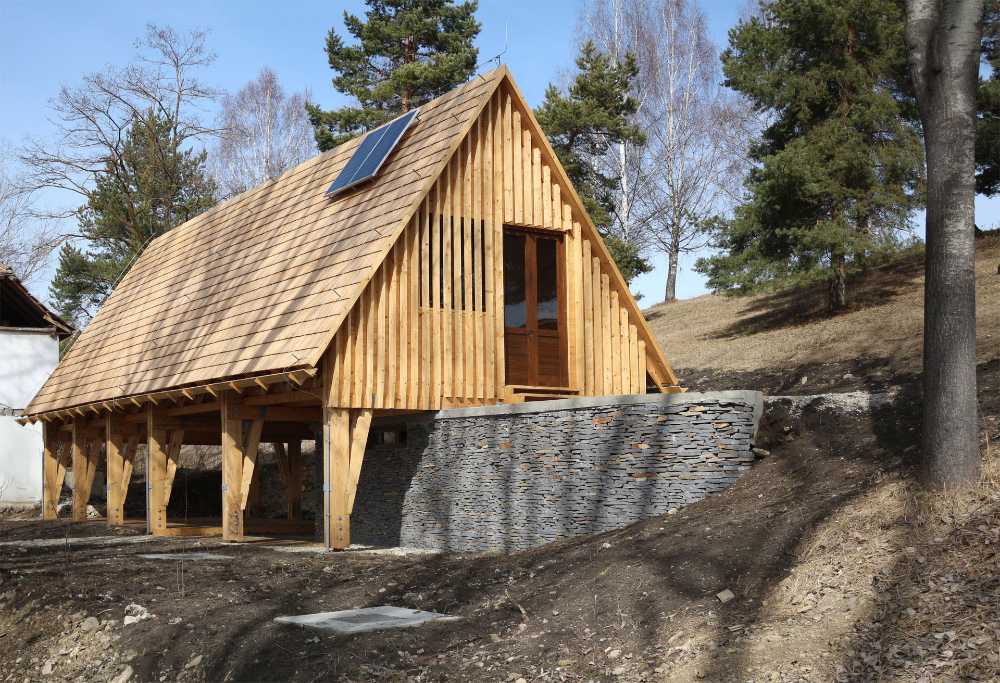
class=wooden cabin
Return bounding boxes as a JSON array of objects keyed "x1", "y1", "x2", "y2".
[{"x1": 21, "y1": 67, "x2": 681, "y2": 549}]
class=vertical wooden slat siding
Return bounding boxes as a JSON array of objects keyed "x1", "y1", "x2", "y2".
[
  {"x1": 512, "y1": 110, "x2": 523, "y2": 225},
  {"x1": 601, "y1": 273, "x2": 613, "y2": 393},
  {"x1": 451, "y1": 154, "x2": 464, "y2": 398},
  {"x1": 593, "y1": 257, "x2": 606, "y2": 394},
  {"x1": 639, "y1": 340, "x2": 647, "y2": 392},
  {"x1": 533, "y1": 149, "x2": 543, "y2": 224},
  {"x1": 462, "y1": 135, "x2": 474, "y2": 399},
  {"x1": 609, "y1": 291, "x2": 621, "y2": 394},
  {"x1": 523, "y1": 130, "x2": 533, "y2": 225},
  {"x1": 492, "y1": 92, "x2": 506, "y2": 395},
  {"x1": 619, "y1": 306, "x2": 630, "y2": 394},
  {"x1": 383, "y1": 242, "x2": 393, "y2": 406},
  {"x1": 483, "y1": 97, "x2": 497, "y2": 400},
  {"x1": 629, "y1": 324, "x2": 639, "y2": 393},
  {"x1": 542, "y1": 165, "x2": 551, "y2": 228},
  {"x1": 503, "y1": 93, "x2": 514, "y2": 224},
  {"x1": 313, "y1": 79, "x2": 668, "y2": 411},
  {"x1": 408, "y1": 219, "x2": 419, "y2": 407},
  {"x1": 421, "y1": 199, "x2": 432, "y2": 408},
  {"x1": 472, "y1": 116, "x2": 485, "y2": 400},
  {"x1": 442, "y1": 163, "x2": 453, "y2": 400},
  {"x1": 582, "y1": 240, "x2": 594, "y2": 394}
]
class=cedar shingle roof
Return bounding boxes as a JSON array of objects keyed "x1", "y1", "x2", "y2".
[{"x1": 25, "y1": 68, "x2": 505, "y2": 415}]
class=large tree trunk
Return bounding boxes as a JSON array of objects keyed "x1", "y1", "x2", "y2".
[{"x1": 906, "y1": 0, "x2": 983, "y2": 488}]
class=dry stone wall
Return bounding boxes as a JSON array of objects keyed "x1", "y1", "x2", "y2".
[{"x1": 351, "y1": 391, "x2": 763, "y2": 553}]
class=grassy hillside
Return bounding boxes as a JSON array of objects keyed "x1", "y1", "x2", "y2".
[{"x1": 646, "y1": 233, "x2": 1000, "y2": 394}]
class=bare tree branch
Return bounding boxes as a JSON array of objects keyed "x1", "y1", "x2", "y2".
[
  {"x1": 0, "y1": 149, "x2": 63, "y2": 283},
  {"x1": 18, "y1": 24, "x2": 219, "y2": 219},
  {"x1": 209, "y1": 67, "x2": 318, "y2": 199}
]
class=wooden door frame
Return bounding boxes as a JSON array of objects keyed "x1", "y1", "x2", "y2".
[{"x1": 502, "y1": 224, "x2": 568, "y2": 387}]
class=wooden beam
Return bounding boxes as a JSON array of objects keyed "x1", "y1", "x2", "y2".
[
  {"x1": 244, "y1": 389, "x2": 319, "y2": 406},
  {"x1": 237, "y1": 405, "x2": 323, "y2": 422},
  {"x1": 146, "y1": 407, "x2": 169, "y2": 535},
  {"x1": 122, "y1": 433, "x2": 138, "y2": 511},
  {"x1": 324, "y1": 407, "x2": 351, "y2": 549},
  {"x1": 41, "y1": 422, "x2": 62, "y2": 520},
  {"x1": 163, "y1": 428, "x2": 184, "y2": 507},
  {"x1": 220, "y1": 391, "x2": 244, "y2": 541},
  {"x1": 71, "y1": 421, "x2": 98, "y2": 522},
  {"x1": 239, "y1": 418, "x2": 264, "y2": 511},
  {"x1": 347, "y1": 409, "x2": 373, "y2": 512},
  {"x1": 106, "y1": 413, "x2": 125, "y2": 525}
]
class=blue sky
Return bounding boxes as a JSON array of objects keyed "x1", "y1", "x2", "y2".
[
  {"x1": 6, "y1": 1, "x2": 993, "y2": 307},
  {"x1": 1, "y1": 0, "x2": 747, "y2": 306}
]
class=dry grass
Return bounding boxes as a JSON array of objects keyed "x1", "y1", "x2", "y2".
[{"x1": 646, "y1": 235, "x2": 1000, "y2": 373}]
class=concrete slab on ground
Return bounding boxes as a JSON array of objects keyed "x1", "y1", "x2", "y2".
[
  {"x1": 265, "y1": 542, "x2": 441, "y2": 556},
  {"x1": 274, "y1": 606, "x2": 459, "y2": 634}
]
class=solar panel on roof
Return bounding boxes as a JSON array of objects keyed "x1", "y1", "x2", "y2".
[{"x1": 326, "y1": 108, "x2": 420, "y2": 196}]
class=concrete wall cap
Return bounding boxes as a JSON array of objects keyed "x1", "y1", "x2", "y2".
[{"x1": 430, "y1": 390, "x2": 764, "y2": 423}]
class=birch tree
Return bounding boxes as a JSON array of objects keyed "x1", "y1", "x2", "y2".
[
  {"x1": 582, "y1": 0, "x2": 657, "y2": 254},
  {"x1": 906, "y1": 0, "x2": 984, "y2": 487},
  {"x1": 211, "y1": 68, "x2": 318, "y2": 199},
  {"x1": 583, "y1": 0, "x2": 747, "y2": 302}
]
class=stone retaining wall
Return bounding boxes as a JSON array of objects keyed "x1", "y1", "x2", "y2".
[{"x1": 351, "y1": 391, "x2": 763, "y2": 553}]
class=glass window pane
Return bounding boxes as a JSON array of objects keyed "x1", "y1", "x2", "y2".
[
  {"x1": 536, "y1": 238, "x2": 559, "y2": 329},
  {"x1": 504, "y1": 233, "x2": 526, "y2": 328}
]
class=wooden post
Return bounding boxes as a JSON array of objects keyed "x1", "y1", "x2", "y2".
[
  {"x1": 221, "y1": 391, "x2": 244, "y2": 541},
  {"x1": 146, "y1": 407, "x2": 169, "y2": 535},
  {"x1": 42, "y1": 422, "x2": 62, "y2": 520},
  {"x1": 106, "y1": 414, "x2": 125, "y2": 526},
  {"x1": 287, "y1": 440, "x2": 302, "y2": 520},
  {"x1": 322, "y1": 348, "x2": 373, "y2": 549},
  {"x1": 71, "y1": 421, "x2": 97, "y2": 522},
  {"x1": 323, "y1": 407, "x2": 351, "y2": 549}
]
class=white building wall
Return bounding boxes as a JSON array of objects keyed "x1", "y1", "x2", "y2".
[{"x1": 0, "y1": 329, "x2": 60, "y2": 504}]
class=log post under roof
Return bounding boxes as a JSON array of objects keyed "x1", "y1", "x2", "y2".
[
  {"x1": 106, "y1": 414, "x2": 125, "y2": 525},
  {"x1": 71, "y1": 421, "x2": 98, "y2": 522},
  {"x1": 146, "y1": 407, "x2": 169, "y2": 535},
  {"x1": 41, "y1": 422, "x2": 62, "y2": 520},
  {"x1": 322, "y1": 349, "x2": 373, "y2": 550},
  {"x1": 221, "y1": 391, "x2": 244, "y2": 541}
]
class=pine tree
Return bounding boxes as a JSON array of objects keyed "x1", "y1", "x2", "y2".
[
  {"x1": 51, "y1": 111, "x2": 216, "y2": 326},
  {"x1": 536, "y1": 41, "x2": 651, "y2": 284},
  {"x1": 307, "y1": 0, "x2": 480, "y2": 151},
  {"x1": 696, "y1": 0, "x2": 924, "y2": 310},
  {"x1": 976, "y1": 0, "x2": 1000, "y2": 195}
]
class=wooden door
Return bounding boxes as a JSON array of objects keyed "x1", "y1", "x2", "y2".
[{"x1": 503, "y1": 227, "x2": 566, "y2": 387}]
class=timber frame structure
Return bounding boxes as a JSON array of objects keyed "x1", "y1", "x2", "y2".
[{"x1": 22, "y1": 67, "x2": 681, "y2": 549}]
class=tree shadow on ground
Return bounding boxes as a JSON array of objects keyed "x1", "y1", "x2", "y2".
[
  {"x1": 213, "y1": 386, "x2": 925, "y2": 681},
  {"x1": 705, "y1": 253, "x2": 925, "y2": 341}
]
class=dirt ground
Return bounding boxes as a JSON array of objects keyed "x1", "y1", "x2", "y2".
[
  {"x1": 2, "y1": 239, "x2": 999, "y2": 682},
  {"x1": 2, "y1": 381, "x2": 998, "y2": 682}
]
